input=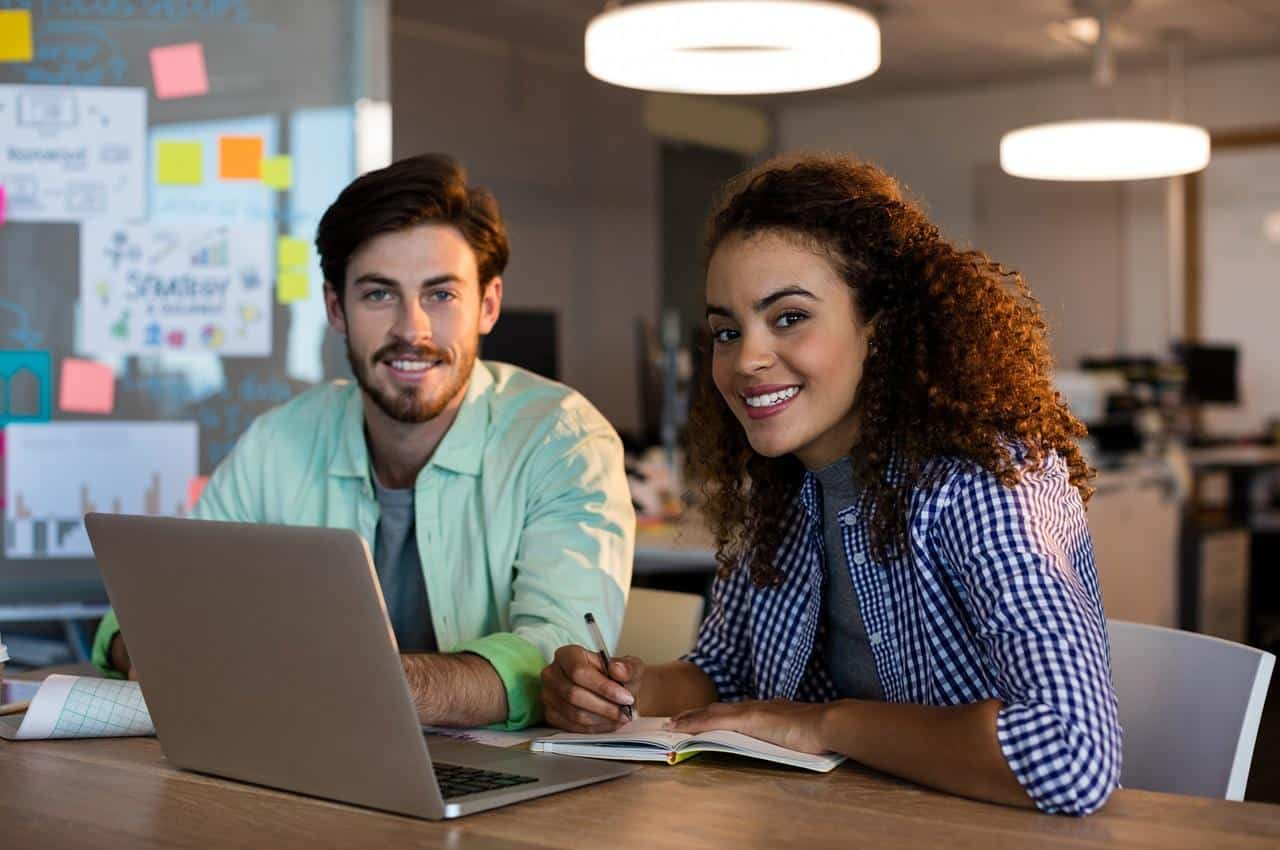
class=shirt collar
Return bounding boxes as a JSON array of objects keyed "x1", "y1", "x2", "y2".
[
  {"x1": 799, "y1": 472, "x2": 821, "y2": 528},
  {"x1": 425, "y1": 362, "x2": 492, "y2": 477},
  {"x1": 328, "y1": 363, "x2": 494, "y2": 481}
]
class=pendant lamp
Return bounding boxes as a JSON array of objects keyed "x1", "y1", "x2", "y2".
[
  {"x1": 584, "y1": 0, "x2": 880, "y2": 95},
  {"x1": 999, "y1": 2, "x2": 1210, "y2": 181}
]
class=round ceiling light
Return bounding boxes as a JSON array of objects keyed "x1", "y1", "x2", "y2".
[
  {"x1": 584, "y1": 1, "x2": 881, "y2": 95},
  {"x1": 999, "y1": 120, "x2": 1211, "y2": 181}
]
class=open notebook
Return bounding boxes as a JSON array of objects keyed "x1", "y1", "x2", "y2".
[{"x1": 531, "y1": 717, "x2": 845, "y2": 772}]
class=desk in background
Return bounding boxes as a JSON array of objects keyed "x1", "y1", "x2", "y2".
[{"x1": 1181, "y1": 445, "x2": 1280, "y2": 644}]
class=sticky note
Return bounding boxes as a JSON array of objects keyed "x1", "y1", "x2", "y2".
[
  {"x1": 150, "y1": 42, "x2": 209, "y2": 100},
  {"x1": 277, "y1": 270, "x2": 309, "y2": 304},
  {"x1": 219, "y1": 136, "x2": 263, "y2": 180},
  {"x1": 0, "y1": 10, "x2": 34, "y2": 63},
  {"x1": 59, "y1": 358, "x2": 116, "y2": 415},
  {"x1": 277, "y1": 236, "x2": 308, "y2": 269},
  {"x1": 186, "y1": 476, "x2": 209, "y2": 511},
  {"x1": 156, "y1": 141, "x2": 203, "y2": 185},
  {"x1": 262, "y1": 155, "x2": 293, "y2": 190},
  {"x1": 0, "y1": 184, "x2": 6, "y2": 228}
]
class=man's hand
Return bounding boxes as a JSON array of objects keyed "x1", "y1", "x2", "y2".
[
  {"x1": 541, "y1": 644, "x2": 641, "y2": 732},
  {"x1": 667, "y1": 699, "x2": 832, "y2": 754},
  {"x1": 108, "y1": 634, "x2": 138, "y2": 680}
]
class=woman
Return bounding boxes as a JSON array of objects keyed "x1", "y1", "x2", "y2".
[{"x1": 541, "y1": 155, "x2": 1121, "y2": 815}]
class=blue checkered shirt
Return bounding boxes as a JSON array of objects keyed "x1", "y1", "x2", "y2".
[{"x1": 685, "y1": 451, "x2": 1122, "y2": 815}]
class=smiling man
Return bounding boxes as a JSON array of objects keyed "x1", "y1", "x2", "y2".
[{"x1": 92, "y1": 154, "x2": 635, "y2": 729}]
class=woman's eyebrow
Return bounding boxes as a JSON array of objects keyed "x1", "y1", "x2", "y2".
[{"x1": 705, "y1": 285, "x2": 818, "y2": 320}]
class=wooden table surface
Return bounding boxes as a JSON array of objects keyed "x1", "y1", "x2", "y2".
[{"x1": 3, "y1": 735, "x2": 1279, "y2": 850}]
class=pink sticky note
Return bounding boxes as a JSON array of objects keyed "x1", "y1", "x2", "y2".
[
  {"x1": 58, "y1": 358, "x2": 116, "y2": 415},
  {"x1": 150, "y1": 42, "x2": 209, "y2": 100},
  {"x1": 0, "y1": 184, "x2": 6, "y2": 228},
  {"x1": 187, "y1": 475, "x2": 209, "y2": 511}
]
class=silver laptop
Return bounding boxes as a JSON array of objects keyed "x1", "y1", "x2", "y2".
[{"x1": 83, "y1": 513, "x2": 633, "y2": 819}]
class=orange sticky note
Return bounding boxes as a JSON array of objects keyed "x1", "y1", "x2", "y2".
[
  {"x1": 186, "y1": 476, "x2": 209, "y2": 511},
  {"x1": 219, "y1": 136, "x2": 263, "y2": 180},
  {"x1": 150, "y1": 42, "x2": 209, "y2": 99},
  {"x1": 59, "y1": 358, "x2": 116, "y2": 415},
  {"x1": 277, "y1": 270, "x2": 309, "y2": 304},
  {"x1": 0, "y1": 10, "x2": 34, "y2": 63}
]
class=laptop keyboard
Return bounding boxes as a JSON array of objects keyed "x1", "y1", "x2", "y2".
[{"x1": 432, "y1": 762, "x2": 538, "y2": 799}]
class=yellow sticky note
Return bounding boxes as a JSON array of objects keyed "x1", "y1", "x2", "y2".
[
  {"x1": 277, "y1": 235, "x2": 308, "y2": 269},
  {"x1": 262, "y1": 155, "x2": 293, "y2": 190},
  {"x1": 0, "y1": 10, "x2": 34, "y2": 63},
  {"x1": 156, "y1": 141, "x2": 203, "y2": 185},
  {"x1": 277, "y1": 270, "x2": 309, "y2": 304}
]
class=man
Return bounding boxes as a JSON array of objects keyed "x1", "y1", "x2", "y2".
[{"x1": 92, "y1": 154, "x2": 635, "y2": 730}]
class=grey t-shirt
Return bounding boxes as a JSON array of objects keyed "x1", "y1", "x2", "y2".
[
  {"x1": 815, "y1": 458, "x2": 884, "y2": 701},
  {"x1": 372, "y1": 474, "x2": 437, "y2": 653}
]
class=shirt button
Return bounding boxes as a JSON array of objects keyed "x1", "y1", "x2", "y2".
[
  {"x1": 869, "y1": 633, "x2": 882, "y2": 646},
  {"x1": 840, "y1": 514, "x2": 857, "y2": 526},
  {"x1": 852, "y1": 552, "x2": 867, "y2": 565}
]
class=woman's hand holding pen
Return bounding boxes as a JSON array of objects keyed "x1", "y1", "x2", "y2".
[{"x1": 541, "y1": 645, "x2": 643, "y2": 733}]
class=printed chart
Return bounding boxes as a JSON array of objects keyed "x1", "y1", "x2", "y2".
[{"x1": 4, "y1": 421, "x2": 197, "y2": 559}]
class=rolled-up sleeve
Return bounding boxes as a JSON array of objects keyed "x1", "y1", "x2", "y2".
[
  {"x1": 934, "y1": 455, "x2": 1122, "y2": 815},
  {"x1": 684, "y1": 560, "x2": 755, "y2": 702},
  {"x1": 492, "y1": 423, "x2": 634, "y2": 728}
]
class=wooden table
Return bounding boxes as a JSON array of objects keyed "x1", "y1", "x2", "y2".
[{"x1": 2, "y1": 735, "x2": 1279, "y2": 849}]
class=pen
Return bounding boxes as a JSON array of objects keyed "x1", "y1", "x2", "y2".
[
  {"x1": 0, "y1": 700, "x2": 30, "y2": 717},
  {"x1": 583, "y1": 612, "x2": 633, "y2": 721}
]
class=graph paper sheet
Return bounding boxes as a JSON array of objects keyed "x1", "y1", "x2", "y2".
[{"x1": 3, "y1": 674, "x2": 154, "y2": 740}]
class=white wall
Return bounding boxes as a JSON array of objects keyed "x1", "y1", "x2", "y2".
[
  {"x1": 780, "y1": 54, "x2": 1280, "y2": 363},
  {"x1": 391, "y1": 19, "x2": 660, "y2": 434}
]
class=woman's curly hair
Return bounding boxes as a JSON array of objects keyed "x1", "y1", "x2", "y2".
[{"x1": 685, "y1": 154, "x2": 1094, "y2": 587}]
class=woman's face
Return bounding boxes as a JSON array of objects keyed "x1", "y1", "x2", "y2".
[{"x1": 705, "y1": 230, "x2": 872, "y2": 471}]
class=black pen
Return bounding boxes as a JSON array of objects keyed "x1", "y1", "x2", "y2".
[{"x1": 583, "y1": 612, "x2": 633, "y2": 721}]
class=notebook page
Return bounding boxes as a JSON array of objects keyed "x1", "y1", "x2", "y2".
[
  {"x1": 10, "y1": 674, "x2": 155, "y2": 739},
  {"x1": 533, "y1": 715, "x2": 691, "y2": 749}
]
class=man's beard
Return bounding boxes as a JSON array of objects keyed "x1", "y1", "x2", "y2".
[{"x1": 346, "y1": 338, "x2": 477, "y2": 424}]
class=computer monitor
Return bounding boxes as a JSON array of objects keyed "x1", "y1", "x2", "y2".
[
  {"x1": 1174, "y1": 343, "x2": 1239, "y2": 405},
  {"x1": 481, "y1": 309, "x2": 559, "y2": 381}
]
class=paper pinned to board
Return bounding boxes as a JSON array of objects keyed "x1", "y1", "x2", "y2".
[
  {"x1": 0, "y1": 84, "x2": 147, "y2": 222},
  {"x1": 0, "y1": 675, "x2": 154, "y2": 740}
]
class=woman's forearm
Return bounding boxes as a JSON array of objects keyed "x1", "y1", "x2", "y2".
[
  {"x1": 819, "y1": 698, "x2": 1034, "y2": 809},
  {"x1": 637, "y1": 660, "x2": 720, "y2": 718}
]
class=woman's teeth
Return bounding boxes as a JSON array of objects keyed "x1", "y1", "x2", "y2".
[{"x1": 745, "y1": 387, "x2": 799, "y2": 408}]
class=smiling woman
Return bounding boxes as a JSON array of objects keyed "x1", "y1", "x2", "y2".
[{"x1": 541, "y1": 154, "x2": 1121, "y2": 817}]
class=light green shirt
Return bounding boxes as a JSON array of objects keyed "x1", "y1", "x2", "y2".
[{"x1": 91, "y1": 362, "x2": 635, "y2": 729}]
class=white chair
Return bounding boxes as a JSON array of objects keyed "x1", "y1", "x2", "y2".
[
  {"x1": 616, "y1": 587, "x2": 705, "y2": 664},
  {"x1": 1108, "y1": 619, "x2": 1275, "y2": 800}
]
